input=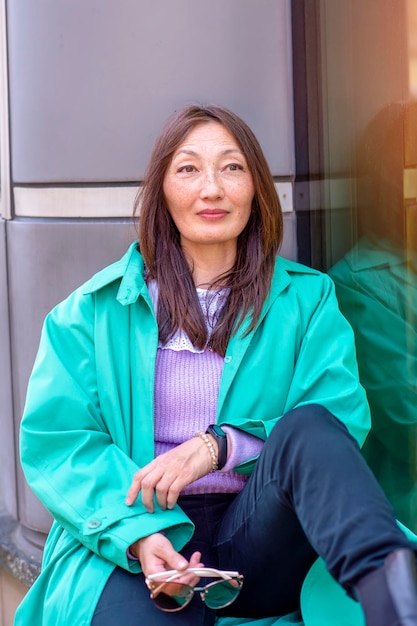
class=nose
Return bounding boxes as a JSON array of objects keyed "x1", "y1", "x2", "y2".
[{"x1": 200, "y1": 169, "x2": 225, "y2": 200}]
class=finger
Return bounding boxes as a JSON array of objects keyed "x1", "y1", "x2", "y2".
[
  {"x1": 126, "y1": 471, "x2": 144, "y2": 505},
  {"x1": 189, "y1": 551, "x2": 203, "y2": 567},
  {"x1": 156, "y1": 543, "x2": 189, "y2": 572},
  {"x1": 143, "y1": 465, "x2": 177, "y2": 512},
  {"x1": 140, "y1": 484, "x2": 156, "y2": 512},
  {"x1": 156, "y1": 466, "x2": 197, "y2": 511},
  {"x1": 175, "y1": 551, "x2": 204, "y2": 585},
  {"x1": 127, "y1": 467, "x2": 164, "y2": 512},
  {"x1": 126, "y1": 459, "x2": 163, "y2": 505},
  {"x1": 156, "y1": 478, "x2": 183, "y2": 511}
]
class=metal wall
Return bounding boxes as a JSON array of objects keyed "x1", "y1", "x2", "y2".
[{"x1": 7, "y1": 0, "x2": 294, "y2": 183}]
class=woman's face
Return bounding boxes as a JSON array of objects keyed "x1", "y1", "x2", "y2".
[{"x1": 163, "y1": 121, "x2": 255, "y2": 262}]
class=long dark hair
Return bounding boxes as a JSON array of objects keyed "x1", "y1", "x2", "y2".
[
  {"x1": 135, "y1": 104, "x2": 283, "y2": 356},
  {"x1": 355, "y1": 101, "x2": 417, "y2": 248}
]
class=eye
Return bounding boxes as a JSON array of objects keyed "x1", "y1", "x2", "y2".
[
  {"x1": 177, "y1": 165, "x2": 196, "y2": 173},
  {"x1": 226, "y1": 163, "x2": 244, "y2": 171}
]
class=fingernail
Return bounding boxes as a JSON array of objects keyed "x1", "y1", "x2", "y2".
[
  {"x1": 177, "y1": 558, "x2": 188, "y2": 569},
  {"x1": 126, "y1": 497, "x2": 132, "y2": 506}
]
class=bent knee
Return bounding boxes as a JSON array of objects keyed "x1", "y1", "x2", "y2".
[{"x1": 273, "y1": 404, "x2": 350, "y2": 441}]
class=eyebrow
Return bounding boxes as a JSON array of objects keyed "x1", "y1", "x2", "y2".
[{"x1": 173, "y1": 148, "x2": 244, "y2": 158}]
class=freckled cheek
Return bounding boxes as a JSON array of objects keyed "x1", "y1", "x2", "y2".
[
  {"x1": 227, "y1": 180, "x2": 255, "y2": 203},
  {"x1": 164, "y1": 185, "x2": 193, "y2": 216}
]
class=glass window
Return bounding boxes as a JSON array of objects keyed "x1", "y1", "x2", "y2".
[{"x1": 298, "y1": 1, "x2": 417, "y2": 531}]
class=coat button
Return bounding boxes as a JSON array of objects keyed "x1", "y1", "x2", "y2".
[
  {"x1": 88, "y1": 519, "x2": 101, "y2": 529},
  {"x1": 224, "y1": 356, "x2": 232, "y2": 363}
]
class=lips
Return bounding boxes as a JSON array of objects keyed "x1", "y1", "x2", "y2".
[{"x1": 197, "y1": 209, "x2": 229, "y2": 219}]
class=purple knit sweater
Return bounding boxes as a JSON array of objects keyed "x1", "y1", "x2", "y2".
[
  {"x1": 126, "y1": 287, "x2": 265, "y2": 559},
  {"x1": 154, "y1": 347, "x2": 264, "y2": 494},
  {"x1": 149, "y1": 280, "x2": 264, "y2": 494}
]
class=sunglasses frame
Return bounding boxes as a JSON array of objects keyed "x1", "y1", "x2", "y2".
[{"x1": 146, "y1": 567, "x2": 244, "y2": 612}]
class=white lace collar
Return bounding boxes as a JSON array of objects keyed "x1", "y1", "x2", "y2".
[{"x1": 147, "y1": 280, "x2": 229, "y2": 353}]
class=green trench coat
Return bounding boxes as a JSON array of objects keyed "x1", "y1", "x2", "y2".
[{"x1": 15, "y1": 243, "x2": 371, "y2": 626}]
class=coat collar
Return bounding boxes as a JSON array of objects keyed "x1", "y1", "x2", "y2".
[
  {"x1": 83, "y1": 242, "x2": 149, "y2": 305},
  {"x1": 83, "y1": 244, "x2": 320, "y2": 312},
  {"x1": 81, "y1": 244, "x2": 305, "y2": 317},
  {"x1": 265, "y1": 255, "x2": 321, "y2": 310},
  {"x1": 343, "y1": 237, "x2": 411, "y2": 271},
  {"x1": 340, "y1": 237, "x2": 417, "y2": 283}
]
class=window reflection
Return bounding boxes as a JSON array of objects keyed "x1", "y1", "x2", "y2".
[
  {"x1": 329, "y1": 102, "x2": 417, "y2": 531},
  {"x1": 407, "y1": 0, "x2": 417, "y2": 97}
]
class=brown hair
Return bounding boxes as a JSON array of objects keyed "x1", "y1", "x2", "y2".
[
  {"x1": 135, "y1": 104, "x2": 283, "y2": 356},
  {"x1": 356, "y1": 101, "x2": 417, "y2": 247}
]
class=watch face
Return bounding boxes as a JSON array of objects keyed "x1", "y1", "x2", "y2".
[
  {"x1": 210, "y1": 424, "x2": 226, "y2": 438},
  {"x1": 207, "y1": 424, "x2": 228, "y2": 470}
]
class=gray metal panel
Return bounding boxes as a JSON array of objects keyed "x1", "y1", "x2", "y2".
[
  {"x1": 281, "y1": 211, "x2": 297, "y2": 261},
  {"x1": 8, "y1": 219, "x2": 136, "y2": 533},
  {"x1": 7, "y1": 0, "x2": 294, "y2": 183},
  {"x1": 0, "y1": 219, "x2": 17, "y2": 517}
]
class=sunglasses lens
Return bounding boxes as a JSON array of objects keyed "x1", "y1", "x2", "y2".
[
  {"x1": 150, "y1": 581, "x2": 194, "y2": 612},
  {"x1": 204, "y1": 577, "x2": 243, "y2": 609}
]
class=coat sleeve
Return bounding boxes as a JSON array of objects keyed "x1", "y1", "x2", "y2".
[
  {"x1": 281, "y1": 272, "x2": 371, "y2": 445},
  {"x1": 224, "y1": 270, "x2": 371, "y2": 477},
  {"x1": 20, "y1": 288, "x2": 193, "y2": 572}
]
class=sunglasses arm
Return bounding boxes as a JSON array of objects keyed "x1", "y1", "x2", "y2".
[{"x1": 146, "y1": 567, "x2": 240, "y2": 583}]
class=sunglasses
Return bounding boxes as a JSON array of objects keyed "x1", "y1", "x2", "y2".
[{"x1": 146, "y1": 567, "x2": 244, "y2": 612}]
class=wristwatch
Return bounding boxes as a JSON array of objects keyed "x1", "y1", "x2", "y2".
[{"x1": 206, "y1": 424, "x2": 228, "y2": 470}]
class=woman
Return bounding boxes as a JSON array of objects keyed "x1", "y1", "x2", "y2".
[{"x1": 15, "y1": 105, "x2": 417, "y2": 626}]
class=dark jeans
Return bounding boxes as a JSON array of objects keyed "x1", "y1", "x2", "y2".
[{"x1": 92, "y1": 405, "x2": 414, "y2": 625}]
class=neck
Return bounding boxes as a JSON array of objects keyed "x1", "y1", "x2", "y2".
[{"x1": 182, "y1": 243, "x2": 236, "y2": 287}]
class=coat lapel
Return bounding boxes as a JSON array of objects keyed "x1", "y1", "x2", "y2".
[{"x1": 217, "y1": 259, "x2": 291, "y2": 419}]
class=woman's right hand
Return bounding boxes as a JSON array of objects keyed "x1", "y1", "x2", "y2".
[{"x1": 131, "y1": 532, "x2": 204, "y2": 585}]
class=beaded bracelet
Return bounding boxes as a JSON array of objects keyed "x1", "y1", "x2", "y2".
[{"x1": 195, "y1": 431, "x2": 218, "y2": 472}]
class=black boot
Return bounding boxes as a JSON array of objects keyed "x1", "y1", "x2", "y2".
[{"x1": 355, "y1": 549, "x2": 417, "y2": 625}]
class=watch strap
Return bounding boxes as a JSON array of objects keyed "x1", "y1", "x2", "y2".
[{"x1": 206, "y1": 424, "x2": 228, "y2": 470}]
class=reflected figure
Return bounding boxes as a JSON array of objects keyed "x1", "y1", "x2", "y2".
[{"x1": 330, "y1": 101, "x2": 417, "y2": 531}]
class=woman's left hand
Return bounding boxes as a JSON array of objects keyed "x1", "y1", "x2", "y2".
[{"x1": 126, "y1": 436, "x2": 216, "y2": 512}]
